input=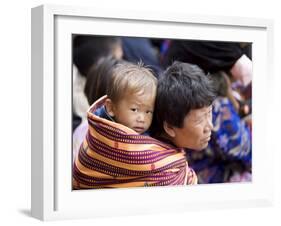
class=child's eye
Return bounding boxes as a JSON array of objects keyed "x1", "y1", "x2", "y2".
[
  {"x1": 131, "y1": 108, "x2": 137, "y2": 112},
  {"x1": 146, "y1": 110, "x2": 153, "y2": 114}
]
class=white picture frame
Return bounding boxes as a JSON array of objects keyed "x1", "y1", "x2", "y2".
[{"x1": 31, "y1": 4, "x2": 274, "y2": 221}]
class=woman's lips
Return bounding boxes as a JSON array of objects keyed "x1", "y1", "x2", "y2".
[{"x1": 202, "y1": 136, "x2": 211, "y2": 143}]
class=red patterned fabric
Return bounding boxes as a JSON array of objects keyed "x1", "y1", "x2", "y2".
[{"x1": 73, "y1": 96, "x2": 197, "y2": 189}]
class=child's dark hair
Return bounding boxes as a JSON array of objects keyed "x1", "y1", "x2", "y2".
[
  {"x1": 152, "y1": 61, "x2": 216, "y2": 135},
  {"x1": 84, "y1": 56, "x2": 122, "y2": 105}
]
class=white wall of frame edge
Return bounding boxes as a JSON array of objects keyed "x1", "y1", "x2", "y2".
[{"x1": 31, "y1": 4, "x2": 274, "y2": 221}]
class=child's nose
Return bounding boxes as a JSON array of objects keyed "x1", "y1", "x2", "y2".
[{"x1": 137, "y1": 113, "x2": 145, "y2": 122}]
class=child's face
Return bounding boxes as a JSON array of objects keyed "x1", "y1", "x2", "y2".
[{"x1": 110, "y1": 92, "x2": 155, "y2": 134}]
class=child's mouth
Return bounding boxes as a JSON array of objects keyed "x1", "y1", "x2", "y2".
[{"x1": 133, "y1": 127, "x2": 144, "y2": 133}]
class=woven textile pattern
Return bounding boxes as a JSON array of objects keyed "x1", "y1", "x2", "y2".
[{"x1": 73, "y1": 96, "x2": 197, "y2": 189}]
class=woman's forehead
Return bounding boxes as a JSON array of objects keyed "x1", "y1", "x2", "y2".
[{"x1": 187, "y1": 106, "x2": 212, "y2": 119}]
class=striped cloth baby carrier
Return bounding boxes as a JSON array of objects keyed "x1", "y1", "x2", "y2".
[{"x1": 73, "y1": 96, "x2": 197, "y2": 189}]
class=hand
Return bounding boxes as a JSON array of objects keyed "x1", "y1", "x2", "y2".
[{"x1": 230, "y1": 54, "x2": 252, "y2": 87}]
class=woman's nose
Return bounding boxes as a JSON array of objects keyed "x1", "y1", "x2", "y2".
[
  {"x1": 207, "y1": 117, "x2": 213, "y2": 131},
  {"x1": 204, "y1": 117, "x2": 213, "y2": 133}
]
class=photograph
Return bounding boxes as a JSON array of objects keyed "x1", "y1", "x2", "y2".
[
  {"x1": 2, "y1": 0, "x2": 281, "y2": 225},
  {"x1": 72, "y1": 35, "x2": 252, "y2": 189},
  {"x1": 30, "y1": 3, "x2": 276, "y2": 221}
]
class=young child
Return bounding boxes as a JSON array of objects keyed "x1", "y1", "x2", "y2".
[
  {"x1": 95, "y1": 62, "x2": 157, "y2": 135},
  {"x1": 73, "y1": 56, "x2": 122, "y2": 161},
  {"x1": 73, "y1": 62, "x2": 197, "y2": 189},
  {"x1": 72, "y1": 36, "x2": 123, "y2": 131}
]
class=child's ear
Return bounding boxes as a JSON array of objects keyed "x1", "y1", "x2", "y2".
[
  {"x1": 105, "y1": 99, "x2": 115, "y2": 117},
  {"x1": 163, "y1": 121, "x2": 176, "y2": 138}
]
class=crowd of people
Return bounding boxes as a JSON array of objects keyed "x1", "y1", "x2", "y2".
[{"x1": 72, "y1": 35, "x2": 252, "y2": 189}]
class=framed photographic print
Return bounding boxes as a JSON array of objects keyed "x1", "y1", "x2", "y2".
[{"x1": 31, "y1": 4, "x2": 274, "y2": 221}]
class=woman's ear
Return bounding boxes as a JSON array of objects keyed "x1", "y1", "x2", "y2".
[
  {"x1": 163, "y1": 121, "x2": 176, "y2": 138},
  {"x1": 105, "y1": 99, "x2": 115, "y2": 117}
]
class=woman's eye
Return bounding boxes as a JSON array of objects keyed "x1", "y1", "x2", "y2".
[
  {"x1": 131, "y1": 108, "x2": 137, "y2": 112},
  {"x1": 197, "y1": 119, "x2": 203, "y2": 124},
  {"x1": 195, "y1": 117, "x2": 204, "y2": 124},
  {"x1": 146, "y1": 111, "x2": 153, "y2": 114}
]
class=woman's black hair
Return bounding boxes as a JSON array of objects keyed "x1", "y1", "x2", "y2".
[{"x1": 152, "y1": 61, "x2": 216, "y2": 135}]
